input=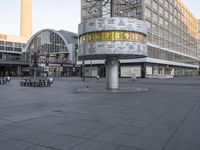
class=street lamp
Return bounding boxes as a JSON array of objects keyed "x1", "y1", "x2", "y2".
[{"x1": 33, "y1": 52, "x2": 38, "y2": 78}]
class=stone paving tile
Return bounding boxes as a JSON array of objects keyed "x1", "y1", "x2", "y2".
[
  {"x1": 37, "y1": 115, "x2": 68, "y2": 124},
  {"x1": 163, "y1": 138, "x2": 200, "y2": 150},
  {"x1": 148, "y1": 122, "x2": 178, "y2": 131},
  {"x1": 168, "y1": 104, "x2": 196, "y2": 114},
  {"x1": 148, "y1": 105, "x2": 174, "y2": 113},
  {"x1": 0, "y1": 124, "x2": 19, "y2": 133},
  {"x1": 100, "y1": 116, "x2": 152, "y2": 128},
  {"x1": 39, "y1": 135, "x2": 85, "y2": 150},
  {"x1": 178, "y1": 126, "x2": 200, "y2": 136},
  {"x1": 4, "y1": 112, "x2": 50, "y2": 122},
  {"x1": 0, "y1": 119, "x2": 11, "y2": 126},
  {"x1": 1, "y1": 78, "x2": 200, "y2": 150},
  {"x1": 155, "y1": 113, "x2": 186, "y2": 125},
  {"x1": 172, "y1": 129, "x2": 200, "y2": 145},
  {"x1": 25, "y1": 146, "x2": 57, "y2": 150},
  {"x1": 0, "y1": 137, "x2": 8, "y2": 143},
  {"x1": 93, "y1": 131, "x2": 133, "y2": 145},
  {"x1": 48, "y1": 121, "x2": 115, "y2": 139},
  {"x1": 15, "y1": 118, "x2": 60, "y2": 131},
  {"x1": 0, "y1": 127, "x2": 34, "y2": 139},
  {"x1": 109, "y1": 124, "x2": 144, "y2": 136},
  {"x1": 124, "y1": 136, "x2": 167, "y2": 150},
  {"x1": 117, "y1": 145, "x2": 146, "y2": 150},
  {"x1": 70, "y1": 140, "x2": 119, "y2": 150},
  {"x1": 186, "y1": 111, "x2": 200, "y2": 121},
  {"x1": 138, "y1": 127, "x2": 175, "y2": 140},
  {"x1": 126, "y1": 111, "x2": 162, "y2": 121},
  {"x1": 180, "y1": 120, "x2": 200, "y2": 131},
  {"x1": 16, "y1": 115, "x2": 66, "y2": 127},
  {"x1": 63, "y1": 112, "x2": 105, "y2": 121},
  {"x1": 60, "y1": 118, "x2": 102, "y2": 127},
  {"x1": 193, "y1": 104, "x2": 200, "y2": 112},
  {"x1": 15, "y1": 130, "x2": 60, "y2": 145},
  {"x1": 0, "y1": 139, "x2": 32, "y2": 150}
]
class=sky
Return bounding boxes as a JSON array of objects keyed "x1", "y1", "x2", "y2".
[
  {"x1": 0, "y1": 0, "x2": 199, "y2": 36},
  {"x1": 0, "y1": 0, "x2": 80, "y2": 35}
]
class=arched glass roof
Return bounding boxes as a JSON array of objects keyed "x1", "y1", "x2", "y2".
[
  {"x1": 26, "y1": 29, "x2": 77, "y2": 54},
  {"x1": 26, "y1": 29, "x2": 78, "y2": 64}
]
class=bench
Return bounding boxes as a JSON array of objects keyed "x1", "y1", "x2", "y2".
[{"x1": 20, "y1": 78, "x2": 52, "y2": 87}]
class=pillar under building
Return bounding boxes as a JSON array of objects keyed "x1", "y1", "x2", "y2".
[
  {"x1": 20, "y1": 0, "x2": 32, "y2": 38},
  {"x1": 106, "y1": 57, "x2": 119, "y2": 90},
  {"x1": 79, "y1": 1, "x2": 147, "y2": 90},
  {"x1": 78, "y1": 17, "x2": 147, "y2": 90}
]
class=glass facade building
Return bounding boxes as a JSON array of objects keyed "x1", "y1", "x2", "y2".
[
  {"x1": 80, "y1": 0, "x2": 199, "y2": 77},
  {"x1": 26, "y1": 29, "x2": 79, "y2": 77},
  {"x1": 143, "y1": 0, "x2": 199, "y2": 76},
  {"x1": 145, "y1": 0, "x2": 197, "y2": 60}
]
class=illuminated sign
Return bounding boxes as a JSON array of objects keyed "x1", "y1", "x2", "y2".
[
  {"x1": 79, "y1": 31, "x2": 145, "y2": 45},
  {"x1": 33, "y1": 54, "x2": 71, "y2": 64}
]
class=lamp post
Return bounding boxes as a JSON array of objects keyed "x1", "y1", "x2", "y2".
[
  {"x1": 90, "y1": 60, "x2": 92, "y2": 77},
  {"x1": 32, "y1": 52, "x2": 38, "y2": 78},
  {"x1": 82, "y1": 59, "x2": 85, "y2": 81},
  {"x1": 199, "y1": 61, "x2": 200, "y2": 76}
]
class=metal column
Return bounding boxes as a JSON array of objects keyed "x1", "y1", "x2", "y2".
[{"x1": 106, "y1": 57, "x2": 119, "y2": 90}]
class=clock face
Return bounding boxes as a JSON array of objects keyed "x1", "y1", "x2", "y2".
[
  {"x1": 78, "y1": 14, "x2": 147, "y2": 59},
  {"x1": 79, "y1": 31, "x2": 146, "y2": 45},
  {"x1": 79, "y1": 17, "x2": 147, "y2": 35},
  {"x1": 79, "y1": 17, "x2": 147, "y2": 45}
]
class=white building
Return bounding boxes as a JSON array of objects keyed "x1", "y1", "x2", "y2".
[{"x1": 79, "y1": 0, "x2": 199, "y2": 78}]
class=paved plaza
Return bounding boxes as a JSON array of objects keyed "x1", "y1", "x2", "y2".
[{"x1": 0, "y1": 77, "x2": 200, "y2": 150}]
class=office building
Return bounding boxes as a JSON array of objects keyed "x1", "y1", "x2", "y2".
[
  {"x1": 80, "y1": 0, "x2": 199, "y2": 77},
  {"x1": 0, "y1": 0, "x2": 32, "y2": 76}
]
